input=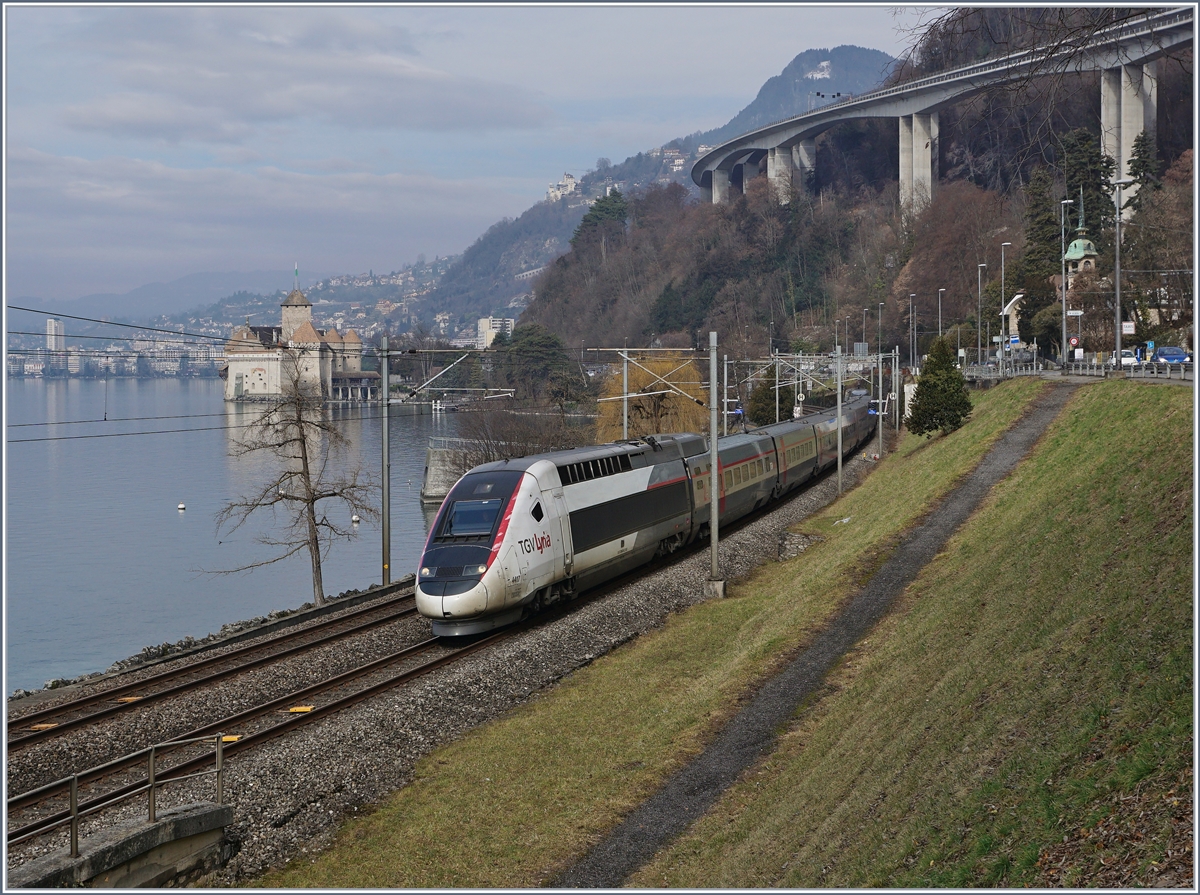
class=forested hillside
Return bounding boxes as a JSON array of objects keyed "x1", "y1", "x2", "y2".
[{"x1": 522, "y1": 13, "x2": 1193, "y2": 361}]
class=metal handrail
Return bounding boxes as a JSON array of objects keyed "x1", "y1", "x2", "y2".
[{"x1": 8, "y1": 733, "x2": 227, "y2": 857}]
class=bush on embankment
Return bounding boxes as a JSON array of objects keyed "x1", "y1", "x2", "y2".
[{"x1": 260, "y1": 379, "x2": 1190, "y2": 888}]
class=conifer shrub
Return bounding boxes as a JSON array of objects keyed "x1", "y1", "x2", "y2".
[{"x1": 907, "y1": 336, "x2": 972, "y2": 437}]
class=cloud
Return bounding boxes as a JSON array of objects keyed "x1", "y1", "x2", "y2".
[
  {"x1": 6, "y1": 147, "x2": 536, "y2": 300},
  {"x1": 56, "y1": 8, "x2": 554, "y2": 142}
]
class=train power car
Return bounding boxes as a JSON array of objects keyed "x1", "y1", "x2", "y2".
[{"x1": 417, "y1": 394, "x2": 875, "y2": 635}]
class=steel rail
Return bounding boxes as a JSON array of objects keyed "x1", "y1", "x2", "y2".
[
  {"x1": 8, "y1": 593, "x2": 415, "y2": 747},
  {"x1": 6, "y1": 633, "x2": 507, "y2": 842}
]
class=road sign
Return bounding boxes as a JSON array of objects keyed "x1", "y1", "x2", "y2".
[
  {"x1": 1069, "y1": 336, "x2": 1079, "y2": 347},
  {"x1": 1067, "y1": 309, "x2": 1084, "y2": 317},
  {"x1": 1010, "y1": 335, "x2": 1019, "y2": 344},
  {"x1": 1122, "y1": 321, "x2": 1136, "y2": 335},
  {"x1": 992, "y1": 336, "x2": 1003, "y2": 343}
]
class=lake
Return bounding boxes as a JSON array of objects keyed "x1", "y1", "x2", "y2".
[{"x1": 5, "y1": 378, "x2": 458, "y2": 693}]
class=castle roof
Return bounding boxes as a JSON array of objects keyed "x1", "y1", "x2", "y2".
[
  {"x1": 226, "y1": 324, "x2": 266, "y2": 353},
  {"x1": 289, "y1": 321, "x2": 323, "y2": 344},
  {"x1": 342, "y1": 329, "x2": 362, "y2": 344},
  {"x1": 323, "y1": 328, "x2": 343, "y2": 344},
  {"x1": 282, "y1": 288, "x2": 311, "y2": 307}
]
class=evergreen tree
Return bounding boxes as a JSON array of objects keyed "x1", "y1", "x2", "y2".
[
  {"x1": 1058, "y1": 128, "x2": 1116, "y2": 256},
  {"x1": 906, "y1": 337, "x2": 972, "y2": 437},
  {"x1": 1013, "y1": 167, "x2": 1061, "y2": 336},
  {"x1": 1124, "y1": 130, "x2": 1162, "y2": 213},
  {"x1": 570, "y1": 189, "x2": 628, "y2": 252},
  {"x1": 746, "y1": 364, "x2": 797, "y2": 426}
]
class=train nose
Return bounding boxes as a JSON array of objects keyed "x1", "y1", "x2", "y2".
[{"x1": 416, "y1": 579, "x2": 490, "y2": 619}]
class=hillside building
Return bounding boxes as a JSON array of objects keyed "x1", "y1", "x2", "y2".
[
  {"x1": 220, "y1": 286, "x2": 379, "y2": 402},
  {"x1": 477, "y1": 317, "x2": 515, "y2": 349},
  {"x1": 546, "y1": 173, "x2": 578, "y2": 202}
]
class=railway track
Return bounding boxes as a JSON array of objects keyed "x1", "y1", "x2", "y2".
[
  {"x1": 8, "y1": 453, "x2": 871, "y2": 858},
  {"x1": 6, "y1": 630, "x2": 506, "y2": 845},
  {"x1": 7, "y1": 589, "x2": 418, "y2": 750}
]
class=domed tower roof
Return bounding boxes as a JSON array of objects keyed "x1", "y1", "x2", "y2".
[
  {"x1": 1064, "y1": 234, "x2": 1098, "y2": 261},
  {"x1": 282, "y1": 288, "x2": 311, "y2": 307}
]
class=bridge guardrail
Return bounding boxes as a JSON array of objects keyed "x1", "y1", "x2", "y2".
[{"x1": 712, "y1": 7, "x2": 1193, "y2": 149}]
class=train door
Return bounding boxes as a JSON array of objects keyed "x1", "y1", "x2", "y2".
[{"x1": 551, "y1": 489, "x2": 573, "y2": 577}]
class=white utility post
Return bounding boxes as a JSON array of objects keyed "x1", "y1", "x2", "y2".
[
  {"x1": 622, "y1": 344, "x2": 628, "y2": 440},
  {"x1": 1060, "y1": 198, "x2": 1074, "y2": 364},
  {"x1": 1114, "y1": 178, "x2": 1133, "y2": 369},
  {"x1": 1001, "y1": 242, "x2": 1011, "y2": 376},
  {"x1": 836, "y1": 346, "x2": 843, "y2": 495},
  {"x1": 707, "y1": 332, "x2": 724, "y2": 599},
  {"x1": 380, "y1": 336, "x2": 390, "y2": 586}
]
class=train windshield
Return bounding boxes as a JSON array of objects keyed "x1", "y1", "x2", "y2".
[
  {"x1": 442, "y1": 499, "x2": 503, "y2": 537},
  {"x1": 432, "y1": 469, "x2": 524, "y2": 543}
]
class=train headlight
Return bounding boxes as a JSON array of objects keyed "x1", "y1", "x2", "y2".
[
  {"x1": 468, "y1": 564, "x2": 488, "y2": 576},
  {"x1": 420, "y1": 566, "x2": 433, "y2": 578}
]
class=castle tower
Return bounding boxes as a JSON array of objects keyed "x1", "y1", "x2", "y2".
[{"x1": 280, "y1": 267, "x2": 313, "y2": 343}]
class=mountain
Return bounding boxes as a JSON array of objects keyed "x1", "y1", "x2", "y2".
[
  {"x1": 417, "y1": 45, "x2": 895, "y2": 330},
  {"x1": 696, "y1": 45, "x2": 897, "y2": 146},
  {"x1": 35, "y1": 270, "x2": 330, "y2": 322}
]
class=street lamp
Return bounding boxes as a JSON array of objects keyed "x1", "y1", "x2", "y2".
[
  {"x1": 1114, "y1": 178, "x2": 1134, "y2": 369},
  {"x1": 938, "y1": 288, "x2": 945, "y2": 337},
  {"x1": 862, "y1": 308, "x2": 868, "y2": 346},
  {"x1": 1060, "y1": 198, "x2": 1075, "y2": 364},
  {"x1": 977, "y1": 263, "x2": 987, "y2": 365},
  {"x1": 1001, "y1": 242, "x2": 1011, "y2": 376},
  {"x1": 909, "y1": 293, "x2": 916, "y2": 366}
]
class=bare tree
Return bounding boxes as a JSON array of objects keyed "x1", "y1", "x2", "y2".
[
  {"x1": 215, "y1": 350, "x2": 377, "y2": 606},
  {"x1": 449, "y1": 408, "x2": 593, "y2": 477}
]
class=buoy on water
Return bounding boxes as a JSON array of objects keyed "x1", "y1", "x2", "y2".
[
  {"x1": 351, "y1": 514, "x2": 361, "y2": 524},
  {"x1": 178, "y1": 503, "x2": 186, "y2": 511}
]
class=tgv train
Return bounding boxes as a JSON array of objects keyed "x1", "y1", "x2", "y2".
[{"x1": 417, "y1": 394, "x2": 876, "y2": 635}]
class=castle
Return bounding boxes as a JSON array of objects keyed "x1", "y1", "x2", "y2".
[{"x1": 220, "y1": 287, "x2": 380, "y2": 402}]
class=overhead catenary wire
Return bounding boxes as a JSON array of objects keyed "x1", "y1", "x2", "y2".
[{"x1": 7, "y1": 304, "x2": 263, "y2": 347}]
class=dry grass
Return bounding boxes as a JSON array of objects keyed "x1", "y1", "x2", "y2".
[
  {"x1": 257, "y1": 379, "x2": 1054, "y2": 887},
  {"x1": 631, "y1": 380, "x2": 1193, "y2": 887}
]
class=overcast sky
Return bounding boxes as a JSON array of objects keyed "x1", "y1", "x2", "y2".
[{"x1": 5, "y1": 4, "x2": 924, "y2": 302}]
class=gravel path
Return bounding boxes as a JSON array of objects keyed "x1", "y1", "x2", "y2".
[
  {"x1": 8, "y1": 433, "x2": 886, "y2": 884},
  {"x1": 557, "y1": 382, "x2": 1077, "y2": 888}
]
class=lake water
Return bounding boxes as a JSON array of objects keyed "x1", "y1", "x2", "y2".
[{"x1": 5, "y1": 378, "x2": 458, "y2": 693}]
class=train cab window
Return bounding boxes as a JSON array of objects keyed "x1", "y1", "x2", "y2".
[
  {"x1": 531, "y1": 501, "x2": 544, "y2": 522},
  {"x1": 441, "y1": 499, "x2": 503, "y2": 538}
]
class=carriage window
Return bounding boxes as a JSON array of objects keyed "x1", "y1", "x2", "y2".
[
  {"x1": 725, "y1": 470, "x2": 732, "y2": 489},
  {"x1": 531, "y1": 501, "x2": 544, "y2": 522},
  {"x1": 758, "y1": 459, "x2": 765, "y2": 475},
  {"x1": 734, "y1": 467, "x2": 742, "y2": 485}
]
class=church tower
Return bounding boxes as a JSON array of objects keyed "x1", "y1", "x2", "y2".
[{"x1": 1063, "y1": 191, "x2": 1099, "y2": 291}]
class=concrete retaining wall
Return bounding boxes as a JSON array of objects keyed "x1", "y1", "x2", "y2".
[{"x1": 8, "y1": 802, "x2": 236, "y2": 888}]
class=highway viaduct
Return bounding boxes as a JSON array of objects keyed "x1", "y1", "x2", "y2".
[{"x1": 691, "y1": 7, "x2": 1193, "y2": 207}]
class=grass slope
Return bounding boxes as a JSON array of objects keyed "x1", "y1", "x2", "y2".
[
  {"x1": 258, "y1": 378, "x2": 1185, "y2": 888},
  {"x1": 632, "y1": 380, "x2": 1193, "y2": 887}
]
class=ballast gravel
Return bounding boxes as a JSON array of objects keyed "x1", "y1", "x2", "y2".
[{"x1": 7, "y1": 439, "x2": 886, "y2": 884}]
